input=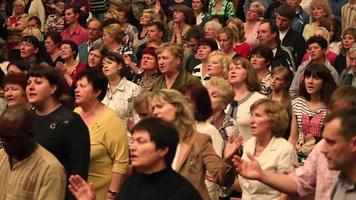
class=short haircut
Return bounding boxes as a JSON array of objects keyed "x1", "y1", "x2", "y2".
[
  {"x1": 116, "y1": 3, "x2": 130, "y2": 18},
  {"x1": 205, "y1": 77, "x2": 234, "y2": 106},
  {"x1": 8, "y1": 60, "x2": 31, "y2": 72},
  {"x1": 349, "y1": 43, "x2": 356, "y2": 54},
  {"x1": 156, "y1": 43, "x2": 184, "y2": 66},
  {"x1": 0, "y1": 106, "x2": 33, "y2": 138},
  {"x1": 179, "y1": 84, "x2": 212, "y2": 121},
  {"x1": 4, "y1": 72, "x2": 28, "y2": 91},
  {"x1": 306, "y1": 35, "x2": 328, "y2": 50},
  {"x1": 21, "y1": 35, "x2": 40, "y2": 49},
  {"x1": 142, "y1": 47, "x2": 158, "y2": 60},
  {"x1": 61, "y1": 40, "x2": 79, "y2": 59},
  {"x1": 142, "y1": 9, "x2": 157, "y2": 22},
  {"x1": 260, "y1": 19, "x2": 279, "y2": 42},
  {"x1": 204, "y1": 20, "x2": 222, "y2": 34},
  {"x1": 341, "y1": 28, "x2": 356, "y2": 53},
  {"x1": 103, "y1": 23, "x2": 124, "y2": 44},
  {"x1": 133, "y1": 91, "x2": 152, "y2": 116},
  {"x1": 103, "y1": 52, "x2": 127, "y2": 77},
  {"x1": 314, "y1": 27, "x2": 330, "y2": 42},
  {"x1": 329, "y1": 86, "x2": 356, "y2": 111},
  {"x1": 276, "y1": 4, "x2": 295, "y2": 20},
  {"x1": 88, "y1": 18, "x2": 103, "y2": 30},
  {"x1": 208, "y1": 51, "x2": 231, "y2": 79},
  {"x1": 230, "y1": 56, "x2": 261, "y2": 92},
  {"x1": 149, "y1": 21, "x2": 166, "y2": 39},
  {"x1": 173, "y1": 4, "x2": 196, "y2": 25},
  {"x1": 45, "y1": 31, "x2": 63, "y2": 47},
  {"x1": 22, "y1": 27, "x2": 42, "y2": 40},
  {"x1": 185, "y1": 25, "x2": 205, "y2": 41},
  {"x1": 64, "y1": 5, "x2": 80, "y2": 15},
  {"x1": 250, "y1": 45, "x2": 273, "y2": 65},
  {"x1": 132, "y1": 117, "x2": 180, "y2": 165},
  {"x1": 197, "y1": 37, "x2": 219, "y2": 51},
  {"x1": 28, "y1": 65, "x2": 64, "y2": 101},
  {"x1": 218, "y1": 27, "x2": 238, "y2": 42},
  {"x1": 77, "y1": 70, "x2": 108, "y2": 101},
  {"x1": 250, "y1": 1, "x2": 265, "y2": 17},
  {"x1": 324, "y1": 107, "x2": 356, "y2": 139},
  {"x1": 250, "y1": 98, "x2": 289, "y2": 137},
  {"x1": 27, "y1": 15, "x2": 42, "y2": 29},
  {"x1": 299, "y1": 63, "x2": 337, "y2": 105}
]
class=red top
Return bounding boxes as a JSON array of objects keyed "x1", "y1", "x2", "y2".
[
  {"x1": 234, "y1": 41, "x2": 251, "y2": 58},
  {"x1": 302, "y1": 51, "x2": 337, "y2": 66},
  {"x1": 60, "y1": 23, "x2": 88, "y2": 46}
]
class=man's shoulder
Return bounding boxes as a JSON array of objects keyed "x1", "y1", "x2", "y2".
[{"x1": 35, "y1": 145, "x2": 65, "y2": 170}]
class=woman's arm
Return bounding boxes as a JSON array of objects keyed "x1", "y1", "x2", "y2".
[
  {"x1": 106, "y1": 172, "x2": 126, "y2": 200},
  {"x1": 288, "y1": 110, "x2": 298, "y2": 147}
]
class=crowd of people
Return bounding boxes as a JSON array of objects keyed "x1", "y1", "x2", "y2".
[{"x1": 0, "y1": 0, "x2": 355, "y2": 200}]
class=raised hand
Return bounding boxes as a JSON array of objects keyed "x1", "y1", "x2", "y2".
[
  {"x1": 68, "y1": 175, "x2": 96, "y2": 200},
  {"x1": 224, "y1": 135, "x2": 243, "y2": 161},
  {"x1": 233, "y1": 152, "x2": 263, "y2": 180}
]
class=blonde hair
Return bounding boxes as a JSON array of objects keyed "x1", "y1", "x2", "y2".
[
  {"x1": 205, "y1": 77, "x2": 234, "y2": 106},
  {"x1": 309, "y1": 0, "x2": 333, "y2": 21},
  {"x1": 156, "y1": 43, "x2": 184, "y2": 68},
  {"x1": 103, "y1": 23, "x2": 123, "y2": 43},
  {"x1": 230, "y1": 57, "x2": 261, "y2": 91},
  {"x1": 22, "y1": 27, "x2": 42, "y2": 40},
  {"x1": 227, "y1": 18, "x2": 246, "y2": 42},
  {"x1": 218, "y1": 27, "x2": 238, "y2": 42},
  {"x1": 314, "y1": 27, "x2": 330, "y2": 42},
  {"x1": 208, "y1": 51, "x2": 231, "y2": 79},
  {"x1": 269, "y1": 66, "x2": 292, "y2": 109},
  {"x1": 250, "y1": 98, "x2": 289, "y2": 137},
  {"x1": 105, "y1": 8, "x2": 121, "y2": 22},
  {"x1": 142, "y1": 9, "x2": 157, "y2": 23},
  {"x1": 151, "y1": 89, "x2": 196, "y2": 141},
  {"x1": 250, "y1": 1, "x2": 265, "y2": 17}
]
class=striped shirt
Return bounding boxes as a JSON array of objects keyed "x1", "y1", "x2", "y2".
[
  {"x1": 90, "y1": 0, "x2": 108, "y2": 13},
  {"x1": 341, "y1": 2, "x2": 356, "y2": 30}
]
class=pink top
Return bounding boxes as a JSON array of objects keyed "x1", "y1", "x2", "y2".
[
  {"x1": 234, "y1": 41, "x2": 251, "y2": 58},
  {"x1": 61, "y1": 23, "x2": 88, "y2": 46},
  {"x1": 302, "y1": 51, "x2": 337, "y2": 66},
  {"x1": 244, "y1": 22, "x2": 260, "y2": 47},
  {"x1": 289, "y1": 140, "x2": 339, "y2": 199}
]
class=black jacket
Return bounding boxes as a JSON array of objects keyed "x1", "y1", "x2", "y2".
[{"x1": 281, "y1": 28, "x2": 306, "y2": 67}]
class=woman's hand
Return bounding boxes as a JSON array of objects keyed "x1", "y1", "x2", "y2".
[
  {"x1": 56, "y1": 62, "x2": 67, "y2": 74},
  {"x1": 68, "y1": 175, "x2": 96, "y2": 200},
  {"x1": 224, "y1": 135, "x2": 243, "y2": 162},
  {"x1": 233, "y1": 152, "x2": 263, "y2": 180}
]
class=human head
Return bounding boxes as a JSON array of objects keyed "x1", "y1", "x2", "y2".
[
  {"x1": 22, "y1": 27, "x2": 42, "y2": 40},
  {"x1": 306, "y1": 36, "x2": 328, "y2": 61},
  {"x1": 156, "y1": 43, "x2": 184, "y2": 74},
  {"x1": 44, "y1": 31, "x2": 62, "y2": 54},
  {"x1": 4, "y1": 72, "x2": 28, "y2": 107},
  {"x1": 131, "y1": 117, "x2": 179, "y2": 169},
  {"x1": 217, "y1": 27, "x2": 237, "y2": 53},
  {"x1": 133, "y1": 91, "x2": 153, "y2": 119},
  {"x1": 246, "y1": 2, "x2": 265, "y2": 21},
  {"x1": 150, "y1": 89, "x2": 195, "y2": 141},
  {"x1": 195, "y1": 37, "x2": 218, "y2": 62},
  {"x1": 27, "y1": 64, "x2": 64, "y2": 103},
  {"x1": 147, "y1": 22, "x2": 165, "y2": 42},
  {"x1": 75, "y1": 70, "x2": 108, "y2": 104},
  {"x1": 270, "y1": 65, "x2": 293, "y2": 92},
  {"x1": 7, "y1": 60, "x2": 30, "y2": 74},
  {"x1": 179, "y1": 84, "x2": 212, "y2": 121},
  {"x1": 64, "y1": 5, "x2": 80, "y2": 25},
  {"x1": 140, "y1": 9, "x2": 156, "y2": 25},
  {"x1": 348, "y1": 44, "x2": 356, "y2": 72},
  {"x1": 191, "y1": 0, "x2": 208, "y2": 13},
  {"x1": 87, "y1": 45, "x2": 107, "y2": 69},
  {"x1": 229, "y1": 56, "x2": 261, "y2": 92},
  {"x1": 141, "y1": 47, "x2": 158, "y2": 71},
  {"x1": 314, "y1": 27, "x2": 330, "y2": 42},
  {"x1": 299, "y1": 63, "x2": 336, "y2": 105},
  {"x1": 204, "y1": 21, "x2": 222, "y2": 39},
  {"x1": 102, "y1": 52, "x2": 127, "y2": 77},
  {"x1": 185, "y1": 25, "x2": 205, "y2": 53},
  {"x1": 12, "y1": 0, "x2": 25, "y2": 16},
  {"x1": 205, "y1": 77, "x2": 234, "y2": 111},
  {"x1": 172, "y1": 5, "x2": 195, "y2": 25},
  {"x1": 0, "y1": 106, "x2": 34, "y2": 157},
  {"x1": 115, "y1": 3, "x2": 130, "y2": 24},
  {"x1": 258, "y1": 19, "x2": 279, "y2": 46},
  {"x1": 341, "y1": 28, "x2": 356, "y2": 53},
  {"x1": 250, "y1": 45, "x2": 273, "y2": 71},
  {"x1": 27, "y1": 16, "x2": 42, "y2": 30},
  {"x1": 287, "y1": 0, "x2": 302, "y2": 9},
  {"x1": 103, "y1": 23, "x2": 124, "y2": 45},
  {"x1": 329, "y1": 86, "x2": 356, "y2": 112},
  {"x1": 275, "y1": 5, "x2": 295, "y2": 31},
  {"x1": 309, "y1": 0, "x2": 333, "y2": 22},
  {"x1": 226, "y1": 18, "x2": 245, "y2": 42},
  {"x1": 322, "y1": 107, "x2": 356, "y2": 171},
  {"x1": 20, "y1": 35, "x2": 40, "y2": 59},
  {"x1": 206, "y1": 51, "x2": 230, "y2": 79},
  {"x1": 250, "y1": 98, "x2": 289, "y2": 137},
  {"x1": 87, "y1": 18, "x2": 103, "y2": 42},
  {"x1": 60, "y1": 40, "x2": 79, "y2": 60}
]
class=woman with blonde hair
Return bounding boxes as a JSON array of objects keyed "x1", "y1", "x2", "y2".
[
  {"x1": 206, "y1": 50, "x2": 230, "y2": 80},
  {"x1": 150, "y1": 89, "x2": 242, "y2": 200},
  {"x1": 302, "y1": 0, "x2": 333, "y2": 40},
  {"x1": 217, "y1": 27, "x2": 238, "y2": 59},
  {"x1": 227, "y1": 18, "x2": 251, "y2": 58},
  {"x1": 238, "y1": 98, "x2": 296, "y2": 200},
  {"x1": 244, "y1": 2, "x2": 265, "y2": 47},
  {"x1": 227, "y1": 56, "x2": 266, "y2": 141},
  {"x1": 152, "y1": 43, "x2": 201, "y2": 90}
]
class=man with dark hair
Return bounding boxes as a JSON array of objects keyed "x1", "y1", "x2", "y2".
[
  {"x1": 233, "y1": 86, "x2": 356, "y2": 199},
  {"x1": 69, "y1": 117, "x2": 203, "y2": 200},
  {"x1": 184, "y1": 25, "x2": 205, "y2": 72},
  {"x1": 257, "y1": 19, "x2": 296, "y2": 72},
  {"x1": 286, "y1": 0, "x2": 309, "y2": 35},
  {"x1": 61, "y1": 6, "x2": 88, "y2": 46},
  {"x1": 276, "y1": 4, "x2": 306, "y2": 67},
  {"x1": 0, "y1": 106, "x2": 66, "y2": 199}
]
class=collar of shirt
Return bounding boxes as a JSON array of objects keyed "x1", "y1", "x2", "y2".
[
  {"x1": 105, "y1": 77, "x2": 127, "y2": 99},
  {"x1": 337, "y1": 172, "x2": 356, "y2": 191},
  {"x1": 65, "y1": 23, "x2": 81, "y2": 35}
]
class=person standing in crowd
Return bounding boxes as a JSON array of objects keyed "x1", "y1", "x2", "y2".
[
  {"x1": 217, "y1": 27, "x2": 238, "y2": 59},
  {"x1": 74, "y1": 70, "x2": 129, "y2": 200},
  {"x1": 86, "y1": 44, "x2": 107, "y2": 70},
  {"x1": 3, "y1": 72, "x2": 30, "y2": 108},
  {"x1": 334, "y1": 28, "x2": 356, "y2": 75},
  {"x1": 207, "y1": 0, "x2": 235, "y2": 20},
  {"x1": 227, "y1": 56, "x2": 266, "y2": 141},
  {"x1": 19, "y1": 35, "x2": 47, "y2": 67},
  {"x1": 69, "y1": 117, "x2": 203, "y2": 200},
  {"x1": 227, "y1": 18, "x2": 251, "y2": 58},
  {"x1": 192, "y1": 0, "x2": 209, "y2": 26},
  {"x1": 244, "y1": 2, "x2": 265, "y2": 47},
  {"x1": 289, "y1": 63, "x2": 336, "y2": 163},
  {"x1": 44, "y1": 31, "x2": 63, "y2": 67},
  {"x1": 341, "y1": 0, "x2": 356, "y2": 31},
  {"x1": 45, "y1": 1, "x2": 65, "y2": 33},
  {"x1": 250, "y1": 45, "x2": 273, "y2": 95},
  {"x1": 0, "y1": 106, "x2": 66, "y2": 200},
  {"x1": 78, "y1": 18, "x2": 103, "y2": 65},
  {"x1": 61, "y1": 6, "x2": 88, "y2": 46},
  {"x1": 286, "y1": 0, "x2": 310, "y2": 35},
  {"x1": 192, "y1": 38, "x2": 219, "y2": 81},
  {"x1": 26, "y1": 65, "x2": 90, "y2": 200},
  {"x1": 204, "y1": 20, "x2": 222, "y2": 40},
  {"x1": 340, "y1": 44, "x2": 356, "y2": 86},
  {"x1": 169, "y1": 5, "x2": 194, "y2": 45}
]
